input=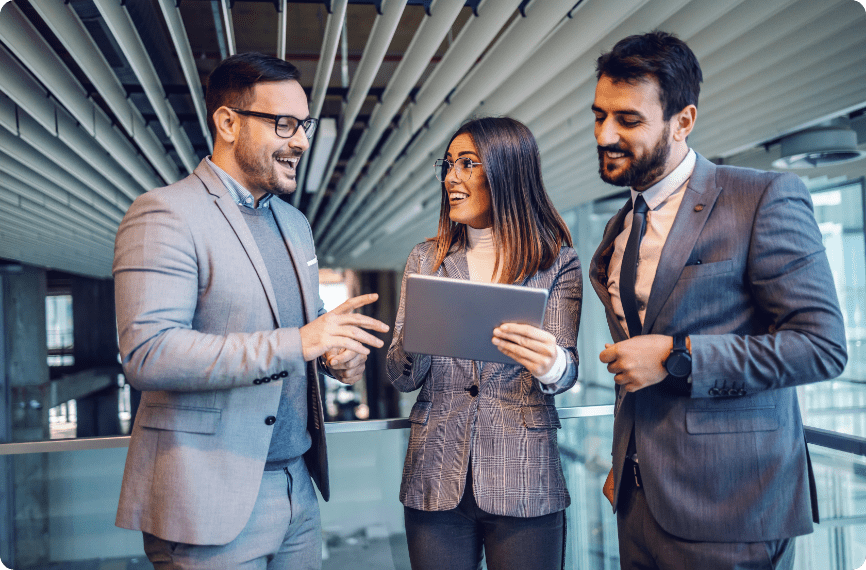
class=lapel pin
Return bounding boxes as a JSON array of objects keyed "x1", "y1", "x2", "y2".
[{"x1": 694, "y1": 204, "x2": 705, "y2": 212}]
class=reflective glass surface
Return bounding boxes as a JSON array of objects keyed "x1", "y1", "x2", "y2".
[{"x1": 1, "y1": 416, "x2": 865, "y2": 569}]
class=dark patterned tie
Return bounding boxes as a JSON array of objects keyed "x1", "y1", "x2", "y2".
[{"x1": 619, "y1": 194, "x2": 649, "y2": 338}]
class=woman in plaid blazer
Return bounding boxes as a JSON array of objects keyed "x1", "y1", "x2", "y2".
[{"x1": 387, "y1": 117, "x2": 582, "y2": 570}]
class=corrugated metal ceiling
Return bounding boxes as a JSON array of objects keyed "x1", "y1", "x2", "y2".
[{"x1": 0, "y1": 0, "x2": 863, "y2": 276}]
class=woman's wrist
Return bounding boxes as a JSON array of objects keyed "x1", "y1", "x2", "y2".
[{"x1": 535, "y1": 346, "x2": 567, "y2": 384}]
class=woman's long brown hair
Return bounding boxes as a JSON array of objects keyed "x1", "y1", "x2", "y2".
[{"x1": 431, "y1": 117, "x2": 572, "y2": 284}]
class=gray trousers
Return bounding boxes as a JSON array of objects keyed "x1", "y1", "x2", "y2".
[
  {"x1": 143, "y1": 455, "x2": 321, "y2": 570},
  {"x1": 616, "y1": 463, "x2": 795, "y2": 570}
]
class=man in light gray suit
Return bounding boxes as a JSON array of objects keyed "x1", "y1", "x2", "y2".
[
  {"x1": 114, "y1": 53, "x2": 389, "y2": 568},
  {"x1": 588, "y1": 32, "x2": 847, "y2": 569}
]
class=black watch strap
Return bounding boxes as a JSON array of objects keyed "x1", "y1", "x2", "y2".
[{"x1": 665, "y1": 333, "x2": 692, "y2": 379}]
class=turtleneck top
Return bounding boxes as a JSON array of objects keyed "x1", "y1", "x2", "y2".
[{"x1": 465, "y1": 226, "x2": 566, "y2": 385}]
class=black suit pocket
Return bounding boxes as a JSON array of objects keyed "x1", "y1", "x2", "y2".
[{"x1": 680, "y1": 259, "x2": 733, "y2": 280}]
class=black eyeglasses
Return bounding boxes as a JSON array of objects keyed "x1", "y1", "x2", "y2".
[
  {"x1": 434, "y1": 157, "x2": 483, "y2": 182},
  {"x1": 230, "y1": 108, "x2": 318, "y2": 139}
]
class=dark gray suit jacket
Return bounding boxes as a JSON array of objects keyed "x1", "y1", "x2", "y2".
[
  {"x1": 590, "y1": 153, "x2": 847, "y2": 542},
  {"x1": 114, "y1": 159, "x2": 329, "y2": 546},
  {"x1": 387, "y1": 241, "x2": 582, "y2": 517}
]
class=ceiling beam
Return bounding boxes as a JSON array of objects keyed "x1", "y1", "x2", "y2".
[
  {"x1": 25, "y1": 0, "x2": 175, "y2": 190},
  {"x1": 305, "y1": 0, "x2": 409, "y2": 226},
  {"x1": 156, "y1": 0, "x2": 214, "y2": 151},
  {"x1": 311, "y1": 0, "x2": 466, "y2": 237},
  {"x1": 293, "y1": 0, "x2": 348, "y2": 207},
  {"x1": 93, "y1": 0, "x2": 199, "y2": 176},
  {"x1": 317, "y1": 0, "x2": 522, "y2": 251}
]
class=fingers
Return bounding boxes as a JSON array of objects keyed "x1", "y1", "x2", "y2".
[
  {"x1": 334, "y1": 312, "x2": 390, "y2": 333},
  {"x1": 328, "y1": 350, "x2": 366, "y2": 369},
  {"x1": 599, "y1": 345, "x2": 617, "y2": 363},
  {"x1": 332, "y1": 293, "x2": 379, "y2": 314},
  {"x1": 493, "y1": 324, "x2": 556, "y2": 356}
]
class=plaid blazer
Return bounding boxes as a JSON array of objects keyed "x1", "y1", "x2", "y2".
[{"x1": 387, "y1": 241, "x2": 582, "y2": 517}]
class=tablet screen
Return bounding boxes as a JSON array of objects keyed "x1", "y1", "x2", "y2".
[{"x1": 403, "y1": 274, "x2": 549, "y2": 365}]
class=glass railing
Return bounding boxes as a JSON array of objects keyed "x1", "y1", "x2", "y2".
[{"x1": 1, "y1": 406, "x2": 864, "y2": 570}]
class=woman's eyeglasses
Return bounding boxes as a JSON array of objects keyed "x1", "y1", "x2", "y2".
[{"x1": 434, "y1": 158, "x2": 483, "y2": 182}]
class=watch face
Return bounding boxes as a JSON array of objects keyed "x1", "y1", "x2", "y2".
[{"x1": 666, "y1": 353, "x2": 691, "y2": 378}]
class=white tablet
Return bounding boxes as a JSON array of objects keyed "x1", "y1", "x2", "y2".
[{"x1": 403, "y1": 274, "x2": 549, "y2": 365}]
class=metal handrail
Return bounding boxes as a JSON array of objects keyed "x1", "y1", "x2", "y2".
[
  {"x1": 0, "y1": 404, "x2": 617, "y2": 455},
  {"x1": 3, "y1": 407, "x2": 862, "y2": 460}
]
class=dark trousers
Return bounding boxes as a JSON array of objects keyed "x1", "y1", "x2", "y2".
[
  {"x1": 617, "y1": 460, "x2": 795, "y2": 570},
  {"x1": 404, "y1": 470, "x2": 565, "y2": 570}
]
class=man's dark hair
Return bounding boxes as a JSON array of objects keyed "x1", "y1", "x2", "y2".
[
  {"x1": 205, "y1": 52, "x2": 301, "y2": 139},
  {"x1": 596, "y1": 31, "x2": 702, "y2": 120}
]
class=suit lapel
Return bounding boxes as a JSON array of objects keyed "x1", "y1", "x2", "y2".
[
  {"x1": 442, "y1": 245, "x2": 469, "y2": 280},
  {"x1": 590, "y1": 198, "x2": 631, "y2": 342},
  {"x1": 271, "y1": 200, "x2": 316, "y2": 324},
  {"x1": 642, "y1": 154, "x2": 723, "y2": 333},
  {"x1": 195, "y1": 161, "x2": 282, "y2": 327}
]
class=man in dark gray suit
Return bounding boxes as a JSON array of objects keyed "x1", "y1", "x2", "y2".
[
  {"x1": 588, "y1": 32, "x2": 847, "y2": 569},
  {"x1": 114, "y1": 53, "x2": 388, "y2": 568}
]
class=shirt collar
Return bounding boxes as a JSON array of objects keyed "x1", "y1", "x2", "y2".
[
  {"x1": 631, "y1": 148, "x2": 696, "y2": 211},
  {"x1": 206, "y1": 156, "x2": 273, "y2": 210}
]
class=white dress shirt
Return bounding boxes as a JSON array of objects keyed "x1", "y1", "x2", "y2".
[{"x1": 608, "y1": 149, "x2": 696, "y2": 334}]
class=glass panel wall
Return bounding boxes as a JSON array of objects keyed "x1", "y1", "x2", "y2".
[
  {"x1": 1, "y1": 415, "x2": 864, "y2": 569},
  {"x1": 799, "y1": 179, "x2": 866, "y2": 439}
]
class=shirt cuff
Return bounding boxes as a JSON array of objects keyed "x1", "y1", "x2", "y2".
[{"x1": 535, "y1": 346, "x2": 568, "y2": 385}]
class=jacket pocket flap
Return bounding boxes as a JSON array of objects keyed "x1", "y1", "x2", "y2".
[
  {"x1": 139, "y1": 404, "x2": 221, "y2": 434},
  {"x1": 680, "y1": 259, "x2": 733, "y2": 280},
  {"x1": 521, "y1": 405, "x2": 561, "y2": 429},
  {"x1": 408, "y1": 401, "x2": 432, "y2": 425},
  {"x1": 686, "y1": 406, "x2": 778, "y2": 434}
]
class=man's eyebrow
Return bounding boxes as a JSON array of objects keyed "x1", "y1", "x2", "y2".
[{"x1": 591, "y1": 105, "x2": 646, "y2": 120}]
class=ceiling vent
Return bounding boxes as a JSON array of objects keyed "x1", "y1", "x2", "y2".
[{"x1": 772, "y1": 126, "x2": 866, "y2": 169}]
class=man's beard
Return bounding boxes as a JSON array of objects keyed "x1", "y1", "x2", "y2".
[
  {"x1": 597, "y1": 125, "x2": 670, "y2": 190},
  {"x1": 234, "y1": 124, "x2": 297, "y2": 196}
]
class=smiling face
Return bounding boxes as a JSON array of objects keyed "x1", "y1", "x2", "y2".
[
  {"x1": 223, "y1": 80, "x2": 310, "y2": 199},
  {"x1": 592, "y1": 74, "x2": 677, "y2": 191},
  {"x1": 444, "y1": 133, "x2": 492, "y2": 229}
]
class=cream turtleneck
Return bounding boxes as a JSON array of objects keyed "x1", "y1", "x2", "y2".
[{"x1": 466, "y1": 226, "x2": 498, "y2": 283}]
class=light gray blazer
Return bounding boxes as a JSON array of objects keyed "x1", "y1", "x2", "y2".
[
  {"x1": 590, "y1": 153, "x2": 847, "y2": 542},
  {"x1": 114, "y1": 159, "x2": 329, "y2": 546},
  {"x1": 387, "y1": 241, "x2": 582, "y2": 517}
]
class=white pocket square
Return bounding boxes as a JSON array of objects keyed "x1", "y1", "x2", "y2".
[{"x1": 307, "y1": 256, "x2": 318, "y2": 266}]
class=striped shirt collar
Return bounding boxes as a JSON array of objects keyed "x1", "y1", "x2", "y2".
[{"x1": 206, "y1": 156, "x2": 273, "y2": 210}]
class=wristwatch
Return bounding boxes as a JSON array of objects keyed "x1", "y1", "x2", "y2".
[{"x1": 664, "y1": 333, "x2": 692, "y2": 378}]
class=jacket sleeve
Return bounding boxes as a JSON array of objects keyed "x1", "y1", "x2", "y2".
[
  {"x1": 689, "y1": 173, "x2": 847, "y2": 397},
  {"x1": 114, "y1": 191, "x2": 306, "y2": 392},
  {"x1": 386, "y1": 244, "x2": 433, "y2": 392},
  {"x1": 535, "y1": 248, "x2": 582, "y2": 396}
]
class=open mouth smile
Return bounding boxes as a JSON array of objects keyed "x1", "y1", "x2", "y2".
[{"x1": 449, "y1": 191, "x2": 469, "y2": 204}]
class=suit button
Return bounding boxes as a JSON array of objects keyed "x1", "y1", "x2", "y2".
[
  {"x1": 265, "y1": 416, "x2": 276, "y2": 426},
  {"x1": 709, "y1": 388, "x2": 719, "y2": 396},
  {"x1": 271, "y1": 374, "x2": 280, "y2": 381},
  {"x1": 467, "y1": 385, "x2": 479, "y2": 397},
  {"x1": 279, "y1": 371, "x2": 289, "y2": 378},
  {"x1": 738, "y1": 389, "x2": 747, "y2": 396},
  {"x1": 263, "y1": 377, "x2": 271, "y2": 383},
  {"x1": 253, "y1": 379, "x2": 262, "y2": 385}
]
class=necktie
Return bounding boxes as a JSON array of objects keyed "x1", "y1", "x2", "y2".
[{"x1": 620, "y1": 194, "x2": 649, "y2": 338}]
